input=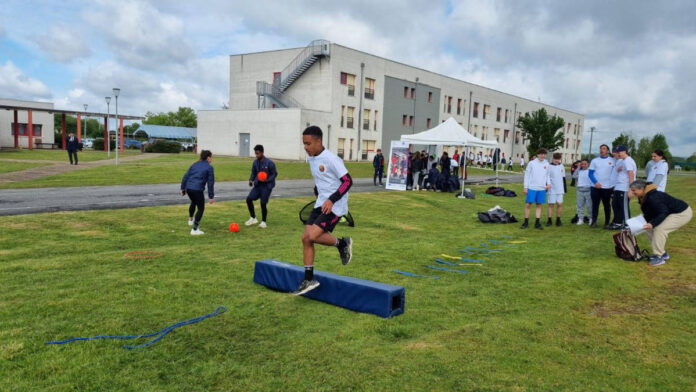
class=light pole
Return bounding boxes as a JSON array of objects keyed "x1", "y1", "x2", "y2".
[
  {"x1": 83, "y1": 104, "x2": 88, "y2": 143},
  {"x1": 113, "y1": 88, "x2": 120, "y2": 165},
  {"x1": 105, "y1": 97, "x2": 111, "y2": 158}
]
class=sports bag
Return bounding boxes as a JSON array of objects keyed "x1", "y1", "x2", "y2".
[{"x1": 612, "y1": 229, "x2": 647, "y2": 261}]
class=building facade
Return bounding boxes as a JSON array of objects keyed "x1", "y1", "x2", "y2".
[
  {"x1": 199, "y1": 40, "x2": 584, "y2": 163},
  {"x1": 0, "y1": 98, "x2": 55, "y2": 149}
]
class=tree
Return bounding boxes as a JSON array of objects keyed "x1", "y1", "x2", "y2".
[
  {"x1": 516, "y1": 108, "x2": 565, "y2": 157},
  {"x1": 687, "y1": 153, "x2": 696, "y2": 163},
  {"x1": 611, "y1": 133, "x2": 636, "y2": 156},
  {"x1": 634, "y1": 137, "x2": 652, "y2": 169},
  {"x1": 144, "y1": 107, "x2": 197, "y2": 128},
  {"x1": 650, "y1": 133, "x2": 672, "y2": 163}
]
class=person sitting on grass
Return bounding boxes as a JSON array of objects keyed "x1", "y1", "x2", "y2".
[
  {"x1": 629, "y1": 179, "x2": 692, "y2": 266},
  {"x1": 521, "y1": 148, "x2": 550, "y2": 230},
  {"x1": 546, "y1": 152, "x2": 566, "y2": 227},
  {"x1": 424, "y1": 163, "x2": 439, "y2": 191}
]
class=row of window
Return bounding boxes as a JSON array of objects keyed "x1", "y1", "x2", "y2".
[
  {"x1": 340, "y1": 72, "x2": 376, "y2": 100},
  {"x1": 401, "y1": 115, "x2": 432, "y2": 129},
  {"x1": 340, "y1": 105, "x2": 378, "y2": 131},
  {"x1": 10, "y1": 123, "x2": 43, "y2": 136},
  {"x1": 335, "y1": 137, "x2": 377, "y2": 160}
]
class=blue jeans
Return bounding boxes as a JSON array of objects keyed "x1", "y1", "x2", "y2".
[{"x1": 374, "y1": 167, "x2": 383, "y2": 184}]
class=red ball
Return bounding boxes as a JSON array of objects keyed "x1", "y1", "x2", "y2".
[
  {"x1": 229, "y1": 223, "x2": 239, "y2": 232},
  {"x1": 257, "y1": 171, "x2": 268, "y2": 181}
]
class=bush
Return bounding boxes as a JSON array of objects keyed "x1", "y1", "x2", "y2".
[
  {"x1": 145, "y1": 140, "x2": 181, "y2": 153},
  {"x1": 92, "y1": 138, "x2": 115, "y2": 151}
]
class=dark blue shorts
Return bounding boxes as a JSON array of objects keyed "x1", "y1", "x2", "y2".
[{"x1": 247, "y1": 185, "x2": 273, "y2": 203}]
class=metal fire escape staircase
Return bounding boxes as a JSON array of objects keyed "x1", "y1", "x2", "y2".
[{"x1": 256, "y1": 40, "x2": 330, "y2": 108}]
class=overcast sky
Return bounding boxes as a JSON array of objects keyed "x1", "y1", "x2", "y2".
[{"x1": 1, "y1": 0, "x2": 694, "y2": 156}]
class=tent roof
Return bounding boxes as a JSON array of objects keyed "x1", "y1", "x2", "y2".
[
  {"x1": 400, "y1": 117, "x2": 499, "y2": 148},
  {"x1": 133, "y1": 124, "x2": 196, "y2": 140}
]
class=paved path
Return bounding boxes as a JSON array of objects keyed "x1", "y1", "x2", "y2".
[
  {"x1": 0, "y1": 174, "x2": 523, "y2": 216},
  {"x1": 0, "y1": 153, "x2": 163, "y2": 183}
]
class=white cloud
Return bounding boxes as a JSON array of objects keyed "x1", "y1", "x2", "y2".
[
  {"x1": 35, "y1": 24, "x2": 91, "y2": 62},
  {"x1": 0, "y1": 61, "x2": 51, "y2": 99}
]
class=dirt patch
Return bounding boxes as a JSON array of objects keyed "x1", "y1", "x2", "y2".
[
  {"x1": 395, "y1": 223, "x2": 420, "y2": 231},
  {"x1": 0, "y1": 341, "x2": 24, "y2": 361},
  {"x1": 589, "y1": 299, "x2": 671, "y2": 318},
  {"x1": 405, "y1": 341, "x2": 442, "y2": 350}
]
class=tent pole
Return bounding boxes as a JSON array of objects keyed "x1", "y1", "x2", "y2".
[{"x1": 495, "y1": 147, "x2": 499, "y2": 187}]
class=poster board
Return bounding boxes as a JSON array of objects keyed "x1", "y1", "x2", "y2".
[{"x1": 386, "y1": 141, "x2": 409, "y2": 191}]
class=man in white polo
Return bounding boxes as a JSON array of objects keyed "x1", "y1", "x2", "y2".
[{"x1": 588, "y1": 144, "x2": 615, "y2": 228}]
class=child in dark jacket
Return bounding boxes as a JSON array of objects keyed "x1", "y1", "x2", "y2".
[
  {"x1": 181, "y1": 150, "x2": 215, "y2": 235},
  {"x1": 424, "y1": 163, "x2": 440, "y2": 191}
]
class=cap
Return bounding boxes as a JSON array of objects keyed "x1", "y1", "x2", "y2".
[{"x1": 616, "y1": 145, "x2": 628, "y2": 152}]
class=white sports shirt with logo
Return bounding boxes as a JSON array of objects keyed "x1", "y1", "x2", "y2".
[
  {"x1": 614, "y1": 156, "x2": 637, "y2": 192},
  {"x1": 548, "y1": 163, "x2": 565, "y2": 194},
  {"x1": 308, "y1": 148, "x2": 349, "y2": 217},
  {"x1": 589, "y1": 156, "x2": 615, "y2": 189}
]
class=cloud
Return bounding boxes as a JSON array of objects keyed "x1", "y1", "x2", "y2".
[
  {"x1": 0, "y1": 61, "x2": 51, "y2": 99},
  {"x1": 35, "y1": 24, "x2": 91, "y2": 62}
]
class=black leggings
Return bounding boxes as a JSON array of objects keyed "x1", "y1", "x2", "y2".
[
  {"x1": 187, "y1": 189, "x2": 205, "y2": 228},
  {"x1": 612, "y1": 190, "x2": 630, "y2": 224},
  {"x1": 590, "y1": 187, "x2": 612, "y2": 225},
  {"x1": 68, "y1": 150, "x2": 78, "y2": 164},
  {"x1": 246, "y1": 199, "x2": 267, "y2": 222}
]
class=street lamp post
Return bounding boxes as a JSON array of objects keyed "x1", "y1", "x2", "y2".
[
  {"x1": 105, "y1": 97, "x2": 111, "y2": 158},
  {"x1": 113, "y1": 88, "x2": 120, "y2": 165},
  {"x1": 83, "y1": 104, "x2": 88, "y2": 143}
]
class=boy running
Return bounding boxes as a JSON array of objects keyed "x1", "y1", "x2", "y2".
[
  {"x1": 245, "y1": 144, "x2": 277, "y2": 228},
  {"x1": 546, "y1": 152, "x2": 566, "y2": 226},
  {"x1": 294, "y1": 126, "x2": 353, "y2": 295},
  {"x1": 181, "y1": 150, "x2": 215, "y2": 235},
  {"x1": 521, "y1": 148, "x2": 550, "y2": 230}
]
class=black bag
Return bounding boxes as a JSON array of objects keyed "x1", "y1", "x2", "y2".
[
  {"x1": 503, "y1": 190, "x2": 517, "y2": 197},
  {"x1": 486, "y1": 186, "x2": 504, "y2": 195},
  {"x1": 478, "y1": 208, "x2": 518, "y2": 224},
  {"x1": 613, "y1": 229, "x2": 648, "y2": 261}
]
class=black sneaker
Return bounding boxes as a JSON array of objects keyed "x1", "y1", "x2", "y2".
[
  {"x1": 534, "y1": 222, "x2": 544, "y2": 230},
  {"x1": 338, "y1": 237, "x2": 353, "y2": 265},
  {"x1": 293, "y1": 279, "x2": 320, "y2": 295},
  {"x1": 556, "y1": 219, "x2": 562, "y2": 227},
  {"x1": 546, "y1": 219, "x2": 553, "y2": 227},
  {"x1": 520, "y1": 222, "x2": 529, "y2": 229}
]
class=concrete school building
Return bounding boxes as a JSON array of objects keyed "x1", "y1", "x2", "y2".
[
  {"x1": 198, "y1": 40, "x2": 584, "y2": 163},
  {"x1": 0, "y1": 98, "x2": 55, "y2": 149}
]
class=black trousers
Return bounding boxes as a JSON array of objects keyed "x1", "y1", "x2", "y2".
[
  {"x1": 452, "y1": 167, "x2": 459, "y2": 177},
  {"x1": 373, "y1": 167, "x2": 383, "y2": 184},
  {"x1": 187, "y1": 189, "x2": 205, "y2": 227},
  {"x1": 590, "y1": 187, "x2": 613, "y2": 225},
  {"x1": 68, "y1": 150, "x2": 78, "y2": 164},
  {"x1": 612, "y1": 190, "x2": 630, "y2": 224}
]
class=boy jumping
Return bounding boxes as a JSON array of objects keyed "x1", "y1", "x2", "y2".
[
  {"x1": 245, "y1": 144, "x2": 277, "y2": 228},
  {"x1": 546, "y1": 152, "x2": 566, "y2": 226},
  {"x1": 294, "y1": 126, "x2": 353, "y2": 296},
  {"x1": 521, "y1": 148, "x2": 550, "y2": 230}
]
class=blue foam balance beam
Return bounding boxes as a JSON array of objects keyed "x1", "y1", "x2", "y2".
[{"x1": 253, "y1": 259, "x2": 405, "y2": 318}]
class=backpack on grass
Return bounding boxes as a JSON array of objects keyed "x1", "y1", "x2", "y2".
[{"x1": 612, "y1": 229, "x2": 648, "y2": 261}]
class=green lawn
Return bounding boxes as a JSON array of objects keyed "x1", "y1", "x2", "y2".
[
  {"x1": 0, "y1": 161, "x2": 51, "y2": 174},
  {"x1": 1, "y1": 177, "x2": 694, "y2": 391},
  {"x1": 0, "y1": 149, "x2": 141, "y2": 162}
]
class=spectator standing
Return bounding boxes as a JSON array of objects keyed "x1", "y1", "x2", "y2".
[
  {"x1": 373, "y1": 149, "x2": 384, "y2": 186},
  {"x1": 576, "y1": 159, "x2": 593, "y2": 225},
  {"x1": 646, "y1": 149, "x2": 669, "y2": 192},
  {"x1": 588, "y1": 144, "x2": 615, "y2": 228},
  {"x1": 66, "y1": 132, "x2": 80, "y2": 165},
  {"x1": 546, "y1": 152, "x2": 566, "y2": 227},
  {"x1": 521, "y1": 149, "x2": 551, "y2": 230}
]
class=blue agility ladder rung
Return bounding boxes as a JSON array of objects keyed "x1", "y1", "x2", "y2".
[
  {"x1": 425, "y1": 265, "x2": 468, "y2": 274},
  {"x1": 435, "y1": 258, "x2": 460, "y2": 266},
  {"x1": 392, "y1": 270, "x2": 440, "y2": 279},
  {"x1": 45, "y1": 306, "x2": 227, "y2": 349}
]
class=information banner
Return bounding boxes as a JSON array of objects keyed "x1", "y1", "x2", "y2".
[{"x1": 386, "y1": 141, "x2": 410, "y2": 191}]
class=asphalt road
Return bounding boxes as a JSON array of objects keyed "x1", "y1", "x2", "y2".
[{"x1": 0, "y1": 174, "x2": 522, "y2": 216}]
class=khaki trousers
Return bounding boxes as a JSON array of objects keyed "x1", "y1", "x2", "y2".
[{"x1": 645, "y1": 206, "x2": 693, "y2": 256}]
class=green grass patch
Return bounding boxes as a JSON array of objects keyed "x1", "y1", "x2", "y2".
[
  {"x1": 0, "y1": 161, "x2": 51, "y2": 174},
  {"x1": 1, "y1": 176, "x2": 694, "y2": 390},
  {"x1": 0, "y1": 149, "x2": 141, "y2": 162}
]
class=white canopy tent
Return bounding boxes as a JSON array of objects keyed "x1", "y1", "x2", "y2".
[{"x1": 400, "y1": 117, "x2": 500, "y2": 193}]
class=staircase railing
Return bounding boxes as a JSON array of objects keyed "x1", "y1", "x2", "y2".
[
  {"x1": 256, "y1": 81, "x2": 304, "y2": 109},
  {"x1": 278, "y1": 39, "x2": 330, "y2": 92}
]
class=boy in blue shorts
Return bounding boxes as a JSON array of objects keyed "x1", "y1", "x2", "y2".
[
  {"x1": 521, "y1": 148, "x2": 550, "y2": 230},
  {"x1": 245, "y1": 144, "x2": 277, "y2": 228},
  {"x1": 294, "y1": 126, "x2": 353, "y2": 295}
]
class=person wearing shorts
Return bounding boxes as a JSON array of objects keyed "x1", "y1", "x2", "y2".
[
  {"x1": 521, "y1": 149, "x2": 550, "y2": 230},
  {"x1": 245, "y1": 144, "x2": 277, "y2": 229},
  {"x1": 546, "y1": 152, "x2": 566, "y2": 227},
  {"x1": 294, "y1": 126, "x2": 353, "y2": 296}
]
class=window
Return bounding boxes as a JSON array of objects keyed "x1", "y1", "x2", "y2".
[
  {"x1": 503, "y1": 129, "x2": 509, "y2": 143},
  {"x1": 574, "y1": 124, "x2": 577, "y2": 135},
  {"x1": 443, "y1": 96, "x2": 448, "y2": 112},
  {"x1": 346, "y1": 106, "x2": 355, "y2": 128},
  {"x1": 515, "y1": 131, "x2": 520, "y2": 144},
  {"x1": 494, "y1": 128, "x2": 501, "y2": 142},
  {"x1": 483, "y1": 104, "x2": 490, "y2": 120},
  {"x1": 361, "y1": 140, "x2": 376, "y2": 160},
  {"x1": 496, "y1": 107, "x2": 502, "y2": 122},
  {"x1": 404, "y1": 86, "x2": 409, "y2": 98},
  {"x1": 567, "y1": 123, "x2": 571, "y2": 131},
  {"x1": 482, "y1": 126, "x2": 488, "y2": 140},
  {"x1": 338, "y1": 138, "x2": 346, "y2": 159},
  {"x1": 403, "y1": 115, "x2": 407, "y2": 126},
  {"x1": 410, "y1": 88, "x2": 415, "y2": 99},
  {"x1": 457, "y1": 98, "x2": 462, "y2": 115},
  {"x1": 340, "y1": 105, "x2": 345, "y2": 127},
  {"x1": 473, "y1": 102, "x2": 479, "y2": 118},
  {"x1": 374, "y1": 110, "x2": 378, "y2": 131},
  {"x1": 340, "y1": 72, "x2": 347, "y2": 85},
  {"x1": 409, "y1": 116, "x2": 414, "y2": 127},
  {"x1": 473, "y1": 125, "x2": 478, "y2": 138},
  {"x1": 345, "y1": 73, "x2": 356, "y2": 96},
  {"x1": 447, "y1": 96, "x2": 452, "y2": 113},
  {"x1": 364, "y1": 78, "x2": 375, "y2": 100},
  {"x1": 428, "y1": 92, "x2": 432, "y2": 103},
  {"x1": 505, "y1": 109, "x2": 509, "y2": 123},
  {"x1": 10, "y1": 123, "x2": 42, "y2": 136},
  {"x1": 363, "y1": 109, "x2": 370, "y2": 130},
  {"x1": 566, "y1": 138, "x2": 569, "y2": 148},
  {"x1": 427, "y1": 118, "x2": 431, "y2": 128}
]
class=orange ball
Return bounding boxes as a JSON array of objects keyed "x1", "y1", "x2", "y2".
[
  {"x1": 257, "y1": 171, "x2": 268, "y2": 181},
  {"x1": 229, "y1": 223, "x2": 239, "y2": 232}
]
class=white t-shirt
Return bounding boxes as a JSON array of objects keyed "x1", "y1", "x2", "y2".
[
  {"x1": 523, "y1": 158, "x2": 550, "y2": 191},
  {"x1": 649, "y1": 159, "x2": 668, "y2": 191},
  {"x1": 309, "y1": 148, "x2": 350, "y2": 216},
  {"x1": 589, "y1": 156, "x2": 615, "y2": 189},
  {"x1": 645, "y1": 160, "x2": 656, "y2": 179},
  {"x1": 548, "y1": 164, "x2": 565, "y2": 194},
  {"x1": 451, "y1": 158, "x2": 459, "y2": 168},
  {"x1": 609, "y1": 158, "x2": 622, "y2": 188},
  {"x1": 577, "y1": 169, "x2": 592, "y2": 188},
  {"x1": 520, "y1": 158, "x2": 525, "y2": 166},
  {"x1": 614, "y1": 156, "x2": 637, "y2": 192}
]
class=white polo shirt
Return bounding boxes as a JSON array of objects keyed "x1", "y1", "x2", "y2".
[
  {"x1": 308, "y1": 148, "x2": 349, "y2": 216},
  {"x1": 523, "y1": 158, "x2": 550, "y2": 191},
  {"x1": 614, "y1": 156, "x2": 637, "y2": 192},
  {"x1": 589, "y1": 156, "x2": 615, "y2": 189},
  {"x1": 548, "y1": 163, "x2": 565, "y2": 194},
  {"x1": 648, "y1": 159, "x2": 668, "y2": 191}
]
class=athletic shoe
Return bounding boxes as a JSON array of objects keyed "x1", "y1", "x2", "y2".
[
  {"x1": 188, "y1": 219, "x2": 194, "y2": 226},
  {"x1": 546, "y1": 219, "x2": 553, "y2": 227},
  {"x1": 259, "y1": 221, "x2": 267, "y2": 228},
  {"x1": 609, "y1": 223, "x2": 623, "y2": 230},
  {"x1": 576, "y1": 220, "x2": 584, "y2": 226},
  {"x1": 648, "y1": 255, "x2": 665, "y2": 266},
  {"x1": 245, "y1": 217, "x2": 258, "y2": 226},
  {"x1": 662, "y1": 252, "x2": 670, "y2": 260},
  {"x1": 190, "y1": 228, "x2": 204, "y2": 235},
  {"x1": 556, "y1": 219, "x2": 562, "y2": 227},
  {"x1": 590, "y1": 222, "x2": 598, "y2": 228},
  {"x1": 534, "y1": 222, "x2": 543, "y2": 230},
  {"x1": 520, "y1": 222, "x2": 529, "y2": 229},
  {"x1": 293, "y1": 279, "x2": 320, "y2": 295},
  {"x1": 338, "y1": 237, "x2": 353, "y2": 265}
]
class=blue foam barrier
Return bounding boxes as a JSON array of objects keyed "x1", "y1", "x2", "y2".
[{"x1": 254, "y1": 259, "x2": 405, "y2": 318}]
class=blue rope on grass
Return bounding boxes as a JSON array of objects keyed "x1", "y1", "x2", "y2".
[{"x1": 46, "y1": 306, "x2": 227, "y2": 349}]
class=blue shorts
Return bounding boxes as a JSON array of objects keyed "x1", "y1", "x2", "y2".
[
  {"x1": 247, "y1": 185, "x2": 273, "y2": 203},
  {"x1": 525, "y1": 189, "x2": 547, "y2": 204}
]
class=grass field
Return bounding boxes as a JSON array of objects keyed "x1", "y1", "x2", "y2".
[
  {"x1": 1, "y1": 175, "x2": 694, "y2": 390},
  {"x1": 0, "y1": 149, "x2": 141, "y2": 162},
  {"x1": 0, "y1": 161, "x2": 51, "y2": 174}
]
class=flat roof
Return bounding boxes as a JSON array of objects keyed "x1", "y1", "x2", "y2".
[{"x1": 0, "y1": 104, "x2": 144, "y2": 120}]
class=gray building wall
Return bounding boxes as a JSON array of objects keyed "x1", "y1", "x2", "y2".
[{"x1": 381, "y1": 76, "x2": 440, "y2": 151}]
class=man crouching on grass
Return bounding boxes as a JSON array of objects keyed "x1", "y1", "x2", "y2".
[
  {"x1": 294, "y1": 126, "x2": 353, "y2": 296},
  {"x1": 521, "y1": 148, "x2": 551, "y2": 230}
]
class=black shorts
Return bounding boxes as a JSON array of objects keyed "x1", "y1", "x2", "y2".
[
  {"x1": 247, "y1": 185, "x2": 273, "y2": 203},
  {"x1": 306, "y1": 207, "x2": 341, "y2": 232}
]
